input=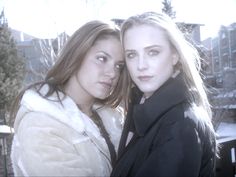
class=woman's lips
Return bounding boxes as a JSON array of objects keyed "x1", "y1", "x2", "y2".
[
  {"x1": 138, "y1": 75, "x2": 153, "y2": 81},
  {"x1": 99, "y1": 81, "x2": 112, "y2": 89}
]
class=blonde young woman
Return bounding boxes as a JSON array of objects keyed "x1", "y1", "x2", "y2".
[
  {"x1": 10, "y1": 20, "x2": 129, "y2": 176},
  {"x1": 111, "y1": 12, "x2": 217, "y2": 177}
]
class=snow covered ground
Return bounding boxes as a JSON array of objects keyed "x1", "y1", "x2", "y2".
[
  {"x1": 217, "y1": 122, "x2": 236, "y2": 137},
  {"x1": 216, "y1": 122, "x2": 236, "y2": 143}
]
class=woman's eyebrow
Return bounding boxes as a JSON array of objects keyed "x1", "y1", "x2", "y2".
[
  {"x1": 144, "y1": 45, "x2": 162, "y2": 50},
  {"x1": 97, "y1": 51, "x2": 111, "y2": 58},
  {"x1": 125, "y1": 49, "x2": 136, "y2": 53}
]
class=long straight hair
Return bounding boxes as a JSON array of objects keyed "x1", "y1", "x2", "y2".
[
  {"x1": 120, "y1": 12, "x2": 212, "y2": 120},
  {"x1": 10, "y1": 20, "x2": 130, "y2": 125}
]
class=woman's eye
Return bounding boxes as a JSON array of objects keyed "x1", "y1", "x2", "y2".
[
  {"x1": 97, "y1": 56, "x2": 107, "y2": 62},
  {"x1": 115, "y1": 63, "x2": 125, "y2": 71},
  {"x1": 148, "y1": 50, "x2": 159, "y2": 56},
  {"x1": 126, "y1": 52, "x2": 136, "y2": 59}
]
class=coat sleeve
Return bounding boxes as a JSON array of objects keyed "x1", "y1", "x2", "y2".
[
  {"x1": 135, "y1": 118, "x2": 203, "y2": 177},
  {"x1": 13, "y1": 111, "x2": 93, "y2": 176}
]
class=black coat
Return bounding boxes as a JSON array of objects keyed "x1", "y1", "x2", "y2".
[{"x1": 111, "y1": 75, "x2": 216, "y2": 177}]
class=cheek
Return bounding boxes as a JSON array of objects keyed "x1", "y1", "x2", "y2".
[
  {"x1": 113, "y1": 73, "x2": 120, "y2": 85},
  {"x1": 127, "y1": 67, "x2": 138, "y2": 84},
  {"x1": 156, "y1": 61, "x2": 175, "y2": 80},
  {"x1": 155, "y1": 57, "x2": 173, "y2": 71},
  {"x1": 79, "y1": 59, "x2": 92, "y2": 75},
  {"x1": 126, "y1": 61, "x2": 136, "y2": 74}
]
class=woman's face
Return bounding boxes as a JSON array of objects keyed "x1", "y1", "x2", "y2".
[
  {"x1": 123, "y1": 24, "x2": 178, "y2": 99},
  {"x1": 75, "y1": 37, "x2": 124, "y2": 100}
]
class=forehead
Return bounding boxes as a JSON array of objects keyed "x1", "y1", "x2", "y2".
[
  {"x1": 86, "y1": 37, "x2": 123, "y2": 61},
  {"x1": 93, "y1": 36, "x2": 120, "y2": 47},
  {"x1": 123, "y1": 24, "x2": 170, "y2": 48}
]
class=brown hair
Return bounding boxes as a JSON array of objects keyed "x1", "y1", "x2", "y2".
[{"x1": 10, "y1": 20, "x2": 130, "y2": 125}]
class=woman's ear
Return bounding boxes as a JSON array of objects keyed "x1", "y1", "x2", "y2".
[
  {"x1": 171, "y1": 52, "x2": 181, "y2": 78},
  {"x1": 172, "y1": 53, "x2": 179, "y2": 66}
]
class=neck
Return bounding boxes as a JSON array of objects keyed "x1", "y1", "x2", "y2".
[
  {"x1": 76, "y1": 103, "x2": 94, "y2": 117},
  {"x1": 64, "y1": 75, "x2": 95, "y2": 117}
]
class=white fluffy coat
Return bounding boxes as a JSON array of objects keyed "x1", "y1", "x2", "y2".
[{"x1": 11, "y1": 87, "x2": 124, "y2": 177}]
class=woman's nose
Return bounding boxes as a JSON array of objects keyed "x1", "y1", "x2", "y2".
[
  {"x1": 105, "y1": 65, "x2": 116, "y2": 79},
  {"x1": 138, "y1": 56, "x2": 148, "y2": 71}
]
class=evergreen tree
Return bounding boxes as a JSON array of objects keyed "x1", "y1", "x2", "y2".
[
  {"x1": 162, "y1": 0, "x2": 176, "y2": 19},
  {"x1": 0, "y1": 10, "x2": 25, "y2": 121},
  {"x1": 161, "y1": 1, "x2": 192, "y2": 42}
]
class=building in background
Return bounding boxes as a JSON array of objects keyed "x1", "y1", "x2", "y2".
[
  {"x1": 202, "y1": 23, "x2": 236, "y2": 131},
  {"x1": 202, "y1": 23, "x2": 236, "y2": 89}
]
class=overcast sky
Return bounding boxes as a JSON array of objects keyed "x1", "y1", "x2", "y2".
[{"x1": 0, "y1": 0, "x2": 236, "y2": 40}]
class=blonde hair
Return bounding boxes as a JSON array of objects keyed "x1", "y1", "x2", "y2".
[{"x1": 121, "y1": 12, "x2": 212, "y2": 120}]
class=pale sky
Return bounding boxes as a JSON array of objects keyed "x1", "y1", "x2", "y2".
[{"x1": 0, "y1": 0, "x2": 236, "y2": 40}]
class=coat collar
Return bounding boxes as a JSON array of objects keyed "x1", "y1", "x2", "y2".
[
  {"x1": 19, "y1": 85, "x2": 120, "y2": 163},
  {"x1": 132, "y1": 74, "x2": 189, "y2": 136}
]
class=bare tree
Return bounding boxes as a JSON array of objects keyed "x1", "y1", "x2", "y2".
[{"x1": 25, "y1": 32, "x2": 68, "y2": 83}]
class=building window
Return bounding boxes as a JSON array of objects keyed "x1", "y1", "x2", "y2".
[
  {"x1": 222, "y1": 54, "x2": 229, "y2": 68},
  {"x1": 232, "y1": 51, "x2": 236, "y2": 68}
]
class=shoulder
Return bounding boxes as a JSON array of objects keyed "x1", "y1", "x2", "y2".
[
  {"x1": 15, "y1": 88, "x2": 85, "y2": 133},
  {"x1": 14, "y1": 107, "x2": 77, "y2": 136},
  {"x1": 182, "y1": 104, "x2": 216, "y2": 149},
  {"x1": 159, "y1": 104, "x2": 215, "y2": 143},
  {"x1": 184, "y1": 104, "x2": 215, "y2": 135},
  {"x1": 95, "y1": 104, "x2": 125, "y2": 128}
]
